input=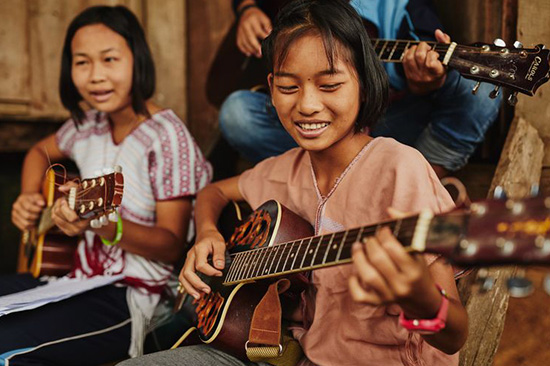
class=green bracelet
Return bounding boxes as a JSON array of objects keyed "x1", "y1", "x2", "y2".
[{"x1": 101, "y1": 213, "x2": 123, "y2": 246}]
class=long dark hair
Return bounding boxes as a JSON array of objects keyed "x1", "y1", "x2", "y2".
[
  {"x1": 262, "y1": 0, "x2": 389, "y2": 132},
  {"x1": 59, "y1": 6, "x2": 155, "y2": 124}
]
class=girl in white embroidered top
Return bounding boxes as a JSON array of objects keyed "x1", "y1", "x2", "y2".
[{"x1": 4, "y1": 5, "x2": 211, "y2": 365}]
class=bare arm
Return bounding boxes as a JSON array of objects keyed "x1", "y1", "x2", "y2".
[
  {"x1": 52, "y1": 191, "x2": 193, "y2": 264},
  {"x1": 179, "y1": 176, "x2": 244, "y2": 299},
  {"x1": 349, "y1": 227, "x2": 468, "y2": 354},
  {"x1": 12, "y1": 134, "x2": 67, "y2": 230}
]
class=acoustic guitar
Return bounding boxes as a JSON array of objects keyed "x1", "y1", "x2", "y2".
[
  {"x1": 17, "y1": 168, "x2": 124, "y2": 278},
  {"x1": 175, "y1": 195, "x2": 550, "y2": 360},
  {"x1": 206, "y1": 1, "x2": 549, "y2": 107}
]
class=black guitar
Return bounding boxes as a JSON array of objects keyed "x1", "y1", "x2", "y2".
[{"x1": 175, "y1": 196, "x2": 550, "y2": 361}]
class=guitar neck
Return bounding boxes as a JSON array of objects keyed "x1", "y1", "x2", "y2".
[
  {"x1": 372, "y1": 39, "x2": 453, "y2": 64},
  {"x1": 37, "y1": 206, "x2": 55, "y2": 235},
  {"x1": 223, "y1": 212, "x2": 464, "y2": 285}
]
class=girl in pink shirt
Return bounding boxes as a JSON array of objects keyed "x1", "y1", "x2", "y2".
[{"x1": 124, "y1": 1, "x2": 468, "y2": 365}]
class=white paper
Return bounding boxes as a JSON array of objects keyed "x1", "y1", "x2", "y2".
[{"x1": 0, "y1": 274, "x2": 124, "y2": 317}]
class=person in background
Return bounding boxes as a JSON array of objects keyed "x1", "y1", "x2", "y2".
[
  {"x1": 219, "y1": 0, "x2": 502, "y2": 178},
  {"x1": 3, "y1": 6, "x2": 211, "y2": 365}
]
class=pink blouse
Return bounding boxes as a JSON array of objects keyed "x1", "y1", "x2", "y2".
[{"x1": 239, "y1": 137, "x2": 458, "y2": 366}]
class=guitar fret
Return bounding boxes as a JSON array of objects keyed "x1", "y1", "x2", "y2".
[
  {"x1": 246, "y1": 249, "x2": 262, "y2": 280},
  {"x1": 399, "y1": 41, "x2": 410, "y2": 61},
  {"x1": 226, "y1": 253, "x2": 240, "y2": 283},
  {"x1": 310, "y1": 236, "x2": 324, "y2": 267},
  {"x1": 261, "y1": 245, "x2": 277, "y2": 277},
  {"x1": 281, "y1": 241, "x2": 294, "y2": 273},
  {"x1": 388, "y1": 41, "x2": 399, "y2": 60},
  {"x1": 255, "y1": 247, "x2": 270, "y2": 278},
  {"x1": 335, "y1": 230, "x2": 349, "y2": 262},
  {"x1": 322, "y1": 232, "x2": 336, "y2": 264},
  {"x1": 273, "y1": 243, "x2": 287, "y2": 274},
  {"x1": 235, "y1": 250, "x2": 251, "y2": 282},
  {"x1": 356, "y1": 226, "x2": 365, "y2": 244},
  {"x1": 299, "y1": 237, "x2": 314, "y2": 270},
  {"x1": 290, "y1": 238, "x2": 304, "y2": 271},
  {"x1": 378, "y1": 41, "x2": 388, "y2": 58},
  {"x1": 393, "y1": 219, "x2": 402, "y2": 237}
]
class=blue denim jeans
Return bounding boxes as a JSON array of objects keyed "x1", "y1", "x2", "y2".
[{"x1": 219, "y1": 70, "x2": 502, "y2": 171}]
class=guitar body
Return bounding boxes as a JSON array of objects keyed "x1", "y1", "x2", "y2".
[
  {"x1": 17, "y1": 169, "x2": 78, "y2": 277},
  {"x1": 179, "y1": 200, "x2": 313, "y2": 360},
  {"x1": 17, "y1": 169, "x2": 124, "y2": 278}
]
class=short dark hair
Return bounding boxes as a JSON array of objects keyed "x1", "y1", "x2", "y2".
[
  {"x1": 59, "y1": 6, "x2": 155, "y2": 124},
  {"x1": 262, "y1": 0, "x2": 389, "y2": 132}
]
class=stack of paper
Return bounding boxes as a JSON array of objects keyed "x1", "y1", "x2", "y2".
[{"x1": 0, "y1": 274, "x2": 124, "y2": 317}]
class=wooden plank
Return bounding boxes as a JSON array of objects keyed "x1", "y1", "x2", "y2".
[
  {"x1": 144, "y1": 0, "x2": 186, "y2": 121},
  {"x1": 515, "y1": 0, "x2": 550, "y2": 166},
  {"x1": 459, "y1": 116, "x2": 544, "y2": 366},
  {"x1": 0, "y1": 1, "x2": 31, "y2": 113},
  {"x1": 187, "y1": 0, "x2": 234, "y2": 152}
]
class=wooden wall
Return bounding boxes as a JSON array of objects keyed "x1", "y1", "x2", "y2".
[{"x1": 0, "y1": 0, "x2": 187, "y2": 147}]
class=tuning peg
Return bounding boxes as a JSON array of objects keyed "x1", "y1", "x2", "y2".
[
  {"x1": 102, "y1": 167, "x2": 114, "y2": 175},
  {"x1": 90, "y1": 218, "x2": 101, "y2": 229},
  {"x1": 108, "y1": 211, "x2": 119, "y2": 222},
  {"x1": 513, "y1": 41, "x2": 523, "y2": 49},
  {"x1": 507, "y1": 92, "x2": 518, "y2": 106},
  {"x1": 471, "y1": 81, "x2": 481, "y2": 95},
  {"x1": 506, "y1": 270, "x2": 534, "y2": 298},
  {"x1": 543, "y1": 274, "x2": 550, "y2": 296},
  {"x1": 99, "y1": 215, "x2": 109, "y2": 226},
  {"x1": 476, "y1": 268, "x2": 495, "y2": 292},
  {"x1": 114, "y1": 165, "x2": 123, "y2": 173},
  {"x1": 489, "y1": 85, "x2": 501, "y2": 99},
  {"x1": 530, "y1": 184, "x2": 540, "y2": 197},
  {"x1": 493, "y1": 186, "x2": 507, "y2": 199},
  {"x1": 493, "y1": 38, "x2": 506, "y2": 47}
]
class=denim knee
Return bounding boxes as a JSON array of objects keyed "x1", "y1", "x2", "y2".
[{"x1": 219, "y1": 90, "x2": 256, "y2": 148}]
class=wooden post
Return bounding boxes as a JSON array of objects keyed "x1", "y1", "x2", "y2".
[{"x1": 458, "y1": 117, "x2": 544, "y2": 366}]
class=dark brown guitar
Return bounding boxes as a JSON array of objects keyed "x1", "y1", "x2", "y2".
[
  {"x1": 17, "y1": 169, "x2": 124, "y2": 277},
  {"x1": 175, "y1": 196, "x2": 550, "y2": 360},
  {"x1": 207, "y1": 2, "x2": 549, "y2": 107}
]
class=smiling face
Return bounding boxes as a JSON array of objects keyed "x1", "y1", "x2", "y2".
[
  {"x1": 71, "y1": 24, "x2": 134, "y2": 115},
  {"x1": 269, "y1": 33, "x2": 362, "y2": 155}
]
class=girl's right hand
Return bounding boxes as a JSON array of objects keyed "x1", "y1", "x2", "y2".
[
  {"x1": 11, "y1": 193, "x2": 45, "y2": 231},
  {"x1": 179, "y1": 228, "x2": 227, "y2": 299}
]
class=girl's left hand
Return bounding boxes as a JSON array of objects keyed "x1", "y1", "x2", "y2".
[
  {"x1": 349, "y1": 226, "x2": 442, "y2": 316},
  {"x1": 51, "y1": 182, "x2": 91, "y2": 237}
]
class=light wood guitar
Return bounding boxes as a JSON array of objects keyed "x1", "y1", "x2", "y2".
[{"x1": 17, "y1": 169, "x2": 124, "y2": 277}]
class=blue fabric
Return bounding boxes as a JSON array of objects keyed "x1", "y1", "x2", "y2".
[
  {"x1": 0, "y1": 349, "x2": 33, "y2": 366},
  {"x1": 218, "y1": 71, "x2": 502, "y2": 171},
  {"x1": 351, "y1": 0, "x2": 411, "y2": 89}
]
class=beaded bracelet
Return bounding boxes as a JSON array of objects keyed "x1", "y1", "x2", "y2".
[{"x1": 101, "y1": 213, "x2": 123, "y2": 246}]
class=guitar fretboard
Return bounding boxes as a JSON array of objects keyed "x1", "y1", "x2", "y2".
[
  {"x1": 37, "y1": 206, "x2": 55, "y2": 235},
  {"x1": 223, "y1": 216, "x2": 421, "y2": 285},
  {"x1": 372, "y1": 39, "x2": 451, "y2": 63}
]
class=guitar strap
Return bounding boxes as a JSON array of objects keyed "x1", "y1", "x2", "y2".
[{"x1": 246, "y1": 279, "x2": 303, "y2": 365}]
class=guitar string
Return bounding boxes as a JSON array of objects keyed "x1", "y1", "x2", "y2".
[{"x1": 226, "y1": 220, "x2": 425, "y2": 279}]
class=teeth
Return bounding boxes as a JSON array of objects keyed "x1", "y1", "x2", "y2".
[{"x1": 298, "y1": 123, "x2": 329, "y2": 130}]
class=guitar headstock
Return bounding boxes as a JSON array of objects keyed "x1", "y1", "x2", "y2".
[
  {"x1": 68, "y1": 167, "x2": 124, "y2": 221},
  {"x1": 425, "y1": 195, "x2": 550, "y2": 267},
  {"x1": 449, "y1": 40, "x2": 550, "y2": 102}
]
